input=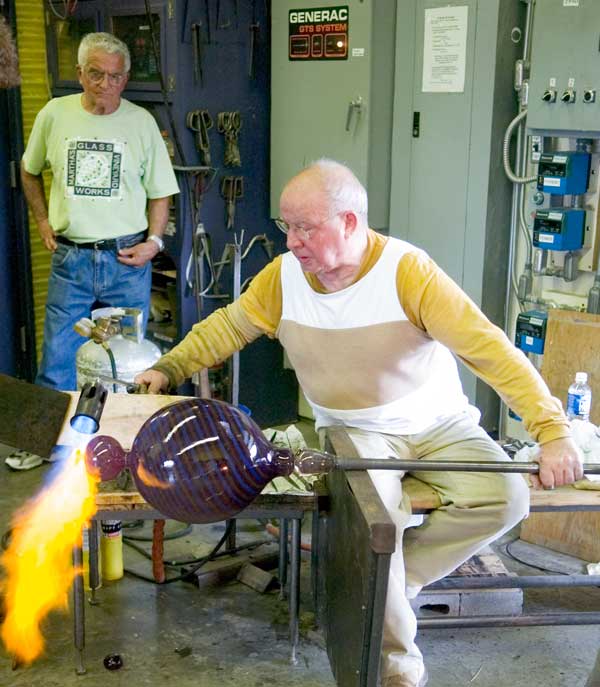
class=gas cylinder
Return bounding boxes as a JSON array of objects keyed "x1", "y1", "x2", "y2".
[
  {"x1": 76, "y1": 334, "x2": 161, "y2": 391},
  {"x1": 75, "y1": 307, "x2": 161, "y2": 391}
]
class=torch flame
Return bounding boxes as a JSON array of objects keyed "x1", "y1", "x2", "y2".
[{"x1": 0, "y1": 446, "x2": 99, "y2": 664}]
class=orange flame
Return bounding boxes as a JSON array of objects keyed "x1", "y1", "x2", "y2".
[{"x1": 0, "y1": 447, "x2": 99, "y2": 664}]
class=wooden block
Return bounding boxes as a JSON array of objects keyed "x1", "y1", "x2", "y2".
[
  {"x1": 191, "y1": 543, "x2": 279, "y2": 588},
  {"x1": 237, "y1": 563, "x2": 275, "y2": 593},
  {"x1": 521, "y1": 511, "x2": 600, "y2": 562}
]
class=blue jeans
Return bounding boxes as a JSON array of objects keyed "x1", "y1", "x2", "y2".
[{"x1": 36, "y1": 239, "x2": 151, "y2": 390}]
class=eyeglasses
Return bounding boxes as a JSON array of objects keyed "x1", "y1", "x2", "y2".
[
  {"x1": 274, "y1": 212, "x2": 341, "y2": 242},
  {"x1": 84, "y1": 67, "x2": 127, "y2": 86}
]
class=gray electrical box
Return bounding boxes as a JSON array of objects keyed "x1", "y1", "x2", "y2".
[
  {"x1": 527, "y1": 0, "x2": 600, "y2": 136},
  {"x1": 270, "y1": 0, "x2": 396, "y2": 229}
]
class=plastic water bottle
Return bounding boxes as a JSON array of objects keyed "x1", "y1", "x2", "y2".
[{"x1": 567, "y1": 371, "x2": 592, "y2": 422}]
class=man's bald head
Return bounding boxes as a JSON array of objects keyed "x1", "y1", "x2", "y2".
[{"x1": 281, "y1": 158, "x2": 369, "y2": 225}]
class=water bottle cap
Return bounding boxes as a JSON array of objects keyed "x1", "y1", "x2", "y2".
[{"x1": 575, "y1": 372, "x2": 588, "y2": 384}]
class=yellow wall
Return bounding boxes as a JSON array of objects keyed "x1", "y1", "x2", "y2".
[{"x1": 15, "y1": 0, "x2": 51, "y2": 363}]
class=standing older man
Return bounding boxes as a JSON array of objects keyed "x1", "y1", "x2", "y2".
[
  {"x1": 20, "y1": 32, "x2": 179, "y2": 394},
  {"x1": 135, "y1": 159, "x2": 582, "y2": 687}
]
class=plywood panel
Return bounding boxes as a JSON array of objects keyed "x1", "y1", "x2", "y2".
[
  {"x1": 57, "y1": 392, "x2": 187, "y2": 449},
  {"x1": 521, "y1": 510, "x2": 600, "y2": 562},
  {"x1": 540, "y1": 309, "x2": 600, "y2": 425},
  {"x1": 522, "y1": 309, "x2": 600, "y2": 559}
]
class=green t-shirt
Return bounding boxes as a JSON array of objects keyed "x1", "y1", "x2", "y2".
[{"x1": 22, "y1": 94, "x2": 180, "y2": 242}]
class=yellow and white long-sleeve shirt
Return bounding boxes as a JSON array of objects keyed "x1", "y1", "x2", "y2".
[{"x1": 153, "y1": 230, "x2": 569, "y2": 444}]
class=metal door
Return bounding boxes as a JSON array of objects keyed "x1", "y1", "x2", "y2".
[
  {"x1": 270, "y1": 0, "x2": 372, "y2": 215},
  {"x1": 404, "y1": 0, "x2": 477, "y2": 286}
]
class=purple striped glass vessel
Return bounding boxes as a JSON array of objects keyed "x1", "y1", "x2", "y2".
[{"x1": 85, "y1": 398, "x2": 294, "y2": 523}]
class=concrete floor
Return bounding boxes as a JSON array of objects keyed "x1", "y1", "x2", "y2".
[{"x1": 1, "y1": 451, "x2": 600, "y2": 686}]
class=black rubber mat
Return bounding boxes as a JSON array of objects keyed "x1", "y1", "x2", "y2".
[{"x1": 0, "y1": 374, "x2": 71, "y2": 459}]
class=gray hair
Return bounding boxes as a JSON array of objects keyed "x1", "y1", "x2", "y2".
[
  {"x1": 308, "y1": 158, "x2": 369, "y2": 221},
  {"x1": 78, "y1": 32, "x2": 131, "y2": 72}
]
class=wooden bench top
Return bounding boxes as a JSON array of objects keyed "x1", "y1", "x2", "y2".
[
  {"x1": 95, "y1": 476, "x2": 600, "y2": 515},
  {"x1": 95, "y1": 489, "x2": 319, "y2": 512},
  {"x1": 403, "y1": 475, "x2": 600, "y2": 513}
]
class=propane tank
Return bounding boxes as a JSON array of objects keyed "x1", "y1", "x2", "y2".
[{"x1": 75, "y1": 307, "x2": 161, "y2": 391}]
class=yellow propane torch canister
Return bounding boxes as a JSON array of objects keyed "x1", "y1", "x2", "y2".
[{"x1": 100, "y1": 520, "x2": 124, "y2": 581}]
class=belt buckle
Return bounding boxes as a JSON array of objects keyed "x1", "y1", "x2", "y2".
[{"x1": 93, "y1": 240, "x2": 106, "y2": 250}]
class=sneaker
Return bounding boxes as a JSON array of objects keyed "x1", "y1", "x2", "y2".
[
  {"x1": 382, "y1": 667, "x2": 428, "y2": 687},
  {"x1": 5, "y1": 450, "x2": 43, "y2": 471}
]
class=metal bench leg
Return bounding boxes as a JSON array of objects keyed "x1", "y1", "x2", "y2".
[
  {"x1": 289, "y1": 517, "x2": 302, "y2": 665},
  {"x1": 88, "y1": 521, "x2": 100, "y2": 605},
  {"x1": 278, "y1": 518, "x2": 289, "y2": 599},
  {"x1": 226, "y1": 518, "x2": 237, "y2": 551},
  {"x1": 73, "y1": 544, "x2": 86, "y2": 675},
  {"x1": 310, "y1": 510, "x2": 321, "y2": 618}
]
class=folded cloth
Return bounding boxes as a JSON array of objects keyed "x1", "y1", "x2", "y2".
[{"x1": 514, "y1": 419, "x2": 600, "y2": 489}]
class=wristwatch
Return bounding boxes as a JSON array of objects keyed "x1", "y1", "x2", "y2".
[{"x1": 148, "y1": 234, "x2": 165, "y2": 252}]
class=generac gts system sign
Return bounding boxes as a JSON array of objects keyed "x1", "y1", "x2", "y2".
[{"x1": 288, "y1": 6, "x2": 349, "y2": 60}]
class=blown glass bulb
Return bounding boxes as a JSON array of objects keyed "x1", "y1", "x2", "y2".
[{"x1": 85, "y1": 398, "x2": 295, "y2": 523}]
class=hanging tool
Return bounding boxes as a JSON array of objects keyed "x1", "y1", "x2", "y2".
[
  {"x1": 191, "y1": 22, "x2": 203, "y2": 85},
  {"x1": 202, "y1": 0, "x2": 211, "y2": 44},
  {"x1": 190, "y1": 223, "x2": 213, "y2": 399},
  {"x1": 217, "y1": 111, "x2": 242, "y2": 167},
  {"x1": 220, "y1": 176, "x2": 244, "y2": 229},
  {"x1": 216, "y1": 0, "x2": 238, "y2": 29},
  {"x1": 186, "y1": 109, "x2": 213, "y2": 166},
  {"x1": 183, "y1": 1, "x2": 210, "y2": 45},
  {"x1": 248, "y1": 0, "x2": 260, "y2": 78},
  {"x1": 183, "y1": 165, "x2": 217, "y2": 297}
]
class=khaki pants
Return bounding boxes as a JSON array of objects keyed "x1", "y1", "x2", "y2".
[{"x1": 321, "y1": 412, "x2": 530, "y2": 681}]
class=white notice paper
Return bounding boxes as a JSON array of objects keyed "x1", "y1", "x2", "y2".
[{"x1": 422, "y1": 6, "x2": 468, "y2": 93}]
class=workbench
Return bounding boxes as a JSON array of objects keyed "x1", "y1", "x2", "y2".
[{"x1": 58, "y1": 393, "x2": 323, "y2": 675}]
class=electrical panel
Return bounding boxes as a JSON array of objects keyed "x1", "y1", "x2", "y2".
[
  {"x1": 507, "y1": 1, "x2": 600, "y2": 440},
  {"x1": 527, "y1": 2, "x2": 600, "y2": 135}
]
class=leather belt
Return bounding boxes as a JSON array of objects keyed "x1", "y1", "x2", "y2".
[{"x1": 56, "y1": 231, "x2": 146, "y2": 251}]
